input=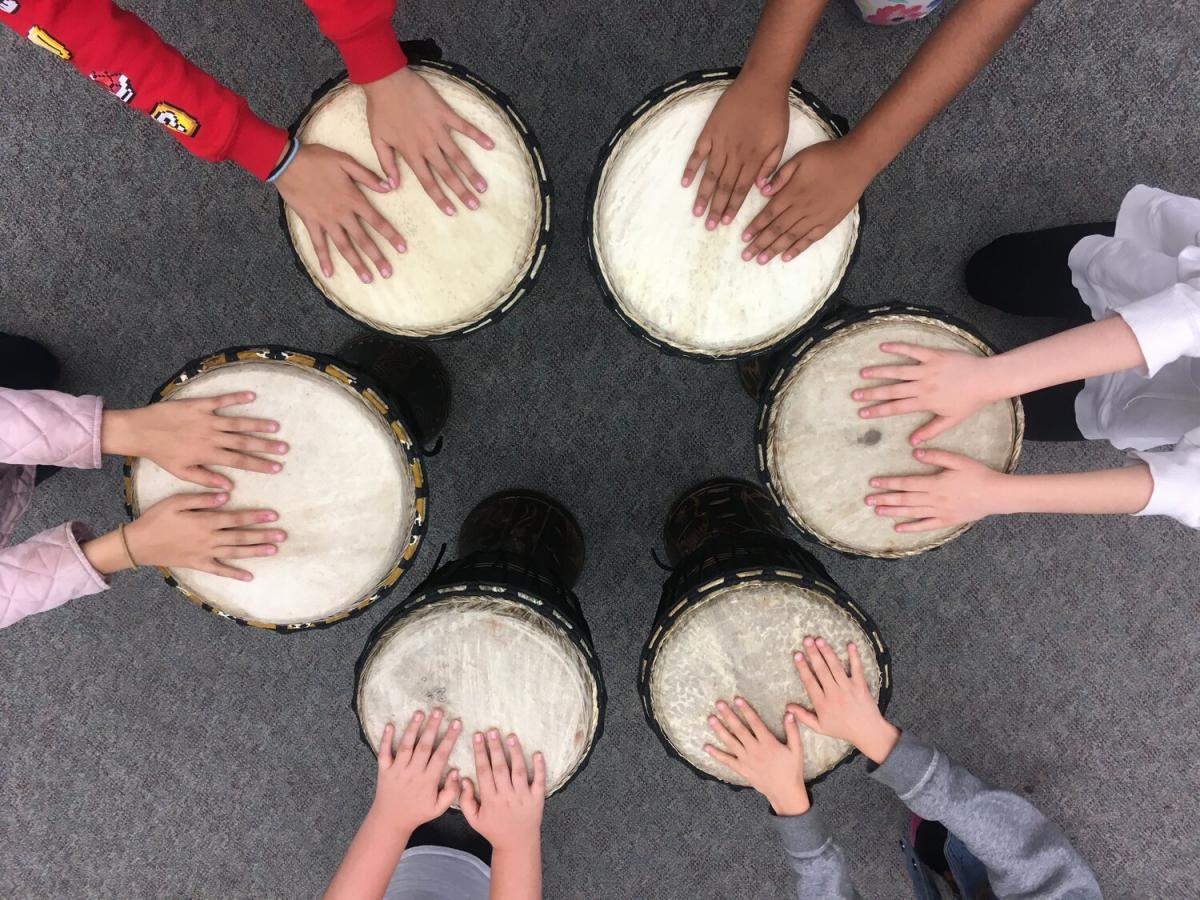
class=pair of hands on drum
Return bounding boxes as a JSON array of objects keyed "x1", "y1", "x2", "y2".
[
  {"x1": 703, "y1": 639, "x2": 899, "y2": 816},
  {"x1": 275, "y1": 68, "x2": 494, "y2": 284},
  {"x1": 373, "y1": 709, "x2": 545, "y2": 850},
  {"x1": 91, "y1": 393, "x2": 290, "y2": 580},
  {"x1": 683, "y1": 71, "x2": 874, "y2": 264},
  {"x1": 855, "y1": 343, "x2": 1011, "y2": 531}
]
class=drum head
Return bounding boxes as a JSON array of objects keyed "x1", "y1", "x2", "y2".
[
  {"x1": 128, "y1": 350, "x2": 423, "y2": 628},
  {"x1": 286, "y1": 63, "x2": 549, "y2": 338},
  {"x1": 590, "y1": 73, "x2": 859, "y2": 358},
  {"x1": 647, "y1": 577, "x2": 883, "y2": 784},
  {"x1": 762, "y1": 309, "x2": 1023, "y2": 557},
  {"x1": 356, "y1": 594, "x2": 602, "y2": 799}
]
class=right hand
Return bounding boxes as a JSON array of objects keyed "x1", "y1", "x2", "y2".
[
  {"x1": 787, "y1": 637, "x2": 900, "y2": 765},
  {"x1": 682, "y1": 73, "x2": 789, "y2": 230},
  {"x1": 275, "y1": 143, "x2": 406, "y2": 284},
  {"x1": 126, "y1": 491, "x2": 286, "y2": 580},
  {"x1": 853, "y1": 344, "x2": 1001, "y2": 445},
  {"x1": 460, "y1": 730, "x2": 546, "y2": 852}
]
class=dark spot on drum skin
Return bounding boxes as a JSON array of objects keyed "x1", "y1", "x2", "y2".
[{"x1": 858, "y1": 429, "x2": 882, "y2": 446}]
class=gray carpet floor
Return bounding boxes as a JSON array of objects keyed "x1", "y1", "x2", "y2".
[{"x1": 2, "y1": 1, "x2": 1199, "y2": 897}]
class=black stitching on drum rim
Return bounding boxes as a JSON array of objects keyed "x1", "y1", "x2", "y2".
[
  {"x1": 753, "y1": 301, "x2": 1026, "y2": 559},
  {"x1": 278, "y1": 51, "x2": 554, "y2": 342},
  {"x1": 351, "y1": 568, "x2": 607, "y2": 801},
  {"x1": 583, "y1": 66, "x2": 864, "y2": 363},
  {"x1": 636, "y1": 552, "x2": 892, "y2": 791},
  {"x1": 121, "y1": 344, "x2": 430, "y2": 632}
]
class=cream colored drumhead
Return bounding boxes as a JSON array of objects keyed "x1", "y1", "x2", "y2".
[
  {"x1": 648, "y1": 578, "x2": 882, "y2": 783},
  {"x1": 357, "y1": 596, "x2": 601, "y2": 798},
  {"x1": 287, "y1": 65, "x2": 545, "y2": 337},
  {"x1": 764, "y1": 313, "x2": 1022, "y2": 557},
  {"x1": 592, "y1": 78, "x2": 858, "y2": 356},
  {"x1": 131, "y1": 359, "x2": 417, "y2": 625}
]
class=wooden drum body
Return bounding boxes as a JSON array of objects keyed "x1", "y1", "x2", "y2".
[{"x1": 641, "y1": 480, "x2": 891, "y2": 787}]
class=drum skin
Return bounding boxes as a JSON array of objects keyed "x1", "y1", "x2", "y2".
[
  {"x1": 285, "y1": 61, "x2": 551, "y2": 339},
  {"x1": 588, "y1": 69, "x2": 859, "y2": 360},
  {"x1": 125, "y1": 347, "x2": 427, "y2": 631},
  {"x1": 758, "y1": 304, "x2": 1024, "y2": 558}
]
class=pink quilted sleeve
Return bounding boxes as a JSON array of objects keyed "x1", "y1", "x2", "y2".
[
  {"x1": 0, "y1": 522, "x2": 110, "y2": 629},
  {"x1": 0, "y1": 388, "x2": 104, "y2": 468}
]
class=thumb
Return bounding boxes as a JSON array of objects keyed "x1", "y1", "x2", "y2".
[
  {"x1": 786, "y1": 702, "x2": 821, "y2": 734},
  {"x1": 910, "y1": 415, "x2": 955, "y2": 447},
  {"x1": 435, "y1": 770, "x2": 460, "y2": 815},
  {"x1": 783, "y1": 711, "x2": 805, "y2": 758},
  {"x1": 763, "y1": 156, "x2": 799, "y2": 195},
  {"x1": 340, "y1": 153, "x2": 390, "y2": 194},
  {"x1": 913, "y1": 447, "x2": 970, "y2": 470},
  {"x1": 756, "y1": 145, "x2": 784, "y2": 189},
  {"x1": 174, "y1": 490, "x2": 228, "y2": 511},
  {"x1": 372, "y1": 138, "x2": 401, "y2": 191},
  {"x1": 459, "y1": 777, "x2": 479, "y2": 826}
]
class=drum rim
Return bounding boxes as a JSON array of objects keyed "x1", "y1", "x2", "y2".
[
  {"x1": 279, "y1": 58, "x2": 553, "y2": 341},
  {"x1": 638, "y1": 554, "x2": 893, "y2": 790},
  {"x1": 352, "y1": 559, "x2": 607, "y2": 799},
  {"x1": 122, "y1": 344, "x2": 429, "y2": 632},
  {"x1": 584, "y1": 67, "x2": 861, "y2": 362},
  {"x1": 754, "y1": 302, "x2": 1026, "y2": 559}
]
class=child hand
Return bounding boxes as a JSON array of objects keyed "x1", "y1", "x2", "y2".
[
  {"x1": 682, "y1": 73, "x2": 789, "y2": 229},
  {"x1": 866, "y1": 448, "x2": 1009, "y2": 532},
  {"x1": 121, "y1": 491, "x2": 285, "y2": 579},
  {"x1": 787, "y1": 638, "x2": 899, "y2": 765},
  {"x1": 741, "y1": 139, "x2": 873, "y2": 263},
  {"x1": 853, "y1": 344, "x2": 1001, "y2": 445},
  {"x1": 275, "y1": 143, "x2": 406, "y2": 283},
  {"x1": 703, "y1": 697, "x2": 810, "y2": 816},
  {"x1": 460, "y1": 730, "x2": 546, "y2": 851},
  {"x1": 371, "y1": 710, "x2": 464, "y2": 834},
  {"x1": 363, "y1": 67, "x2": 494, "y2": 215},
  {"x1": 104, "y1": 395, "x2": 288, "y2": 491}
]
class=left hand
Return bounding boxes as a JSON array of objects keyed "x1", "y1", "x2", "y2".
[
  {"x1": 372, "y1": 710, "x2": 463, "y2": 835},
  {"x1": 741, "y1": 139, "x2": 873, "y2": 264},
  {"x1": 866, "y1": 448, "x2": 1010, "y2": 531},
  {"x1": 703, "y1": 697, "x2": 809, "y2": 816},
  {"x1": 363, "y1": 67, "x2": 495, "y2": 216},
  {"x1": 103, "y1": 394, "x2": 288, "y2": 490}
]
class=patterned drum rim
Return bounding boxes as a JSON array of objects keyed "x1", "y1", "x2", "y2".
[
  {"x1": 584, "y1": 67, "x2": 861, "y2": 362},
  {"x1": 755, "y1": 302, "x2": 1025, "y2": 559},
  {"x1": 281, "y1": 58, "x2": 553, "y2": 340},
  {"x1": 123, "y1": 345, "x2": 429, "y2": 632}
]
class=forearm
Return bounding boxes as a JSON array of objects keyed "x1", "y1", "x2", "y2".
[
  {"x1": 741, "y1": 0, "x2": 830, "y2": 92},
  {"x1": 323, "y1": 808, "x2": 410, "y2": 900},
  {"x1": 1, "y1": 523, "x2": 110, "y2": 629},
  {"x1": 847, "y1": 0, "x2": 1036, "y2": 175},
  {"x1": 489, "y1": 843, "x2": 542, "y2": 900},
  {"x1": 986, "y1": 316, "x2": 1146, "y2": 399},
  {"x1": 772, "y1": 810, "x2": 859, "y2": 900},
  {"x1": 992, "y1": 466, "x2": 1154, "y2": 516}
]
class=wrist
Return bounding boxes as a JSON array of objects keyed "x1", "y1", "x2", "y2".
[
  {"x1": 839, "y1": 128, "x2": 892, "y2": 182},
  {"x1": 81, "y1": 530, "x2": 131, "y2": 576},
  {"x1": 856, "y1": 720, "x2": 901, "y2": 765},
  {"x1": 766, "y1": 788, "x2": 811, "y2": 817},
  {"x1": 100, "y1": 409, "x2": 141, "y2": 457},
  {"x1": 736, "y1": 60, "x2": 794, "y2": 97},
  {"x1": 364, "y1": 802, "x2": 416, "y2": 845}
]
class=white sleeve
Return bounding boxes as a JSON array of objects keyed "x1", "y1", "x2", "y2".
[
  {"x1": 1132, "y1": 426, "x2": 1200, "y2": 529},
  {"x1": 1116, "y1": 282, "x2": 1200, "y2": 377}
]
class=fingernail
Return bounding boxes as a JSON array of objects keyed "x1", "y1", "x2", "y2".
[
  {"x1": 866, "y1": 497, "x2": 876, "y2": 505},
  {"x1": 484, "y1": 139, "x2": 495, "y2": 150},
  {"x1": 265, "y1": 422, "x2": 277, "y2": 432},
  {"x1": 467, "y1": 198, "x2": 479, "y2": 210},
  {"x1": 214, "y1": 493, "x2": 228, "y2": 502},
  {"x1": 681, "y1": 177, "x2": 690, "y2": 187},
  {"x1": 242, "y1": 573, "x2": 253, "y2": 581},
  {"x1": 804, "y1": 637, "x2": 814, "y2": 646},
  {"x1": 415, "y1": 711, "x2": 425, "y2": 719},
  {"x1": 794, "y1": 651, "x2": 803, "y2": 660},
  {"x1": 450, "y1": 720, "x2": 461, "y2": 729},
  {"x1": 381, "y1": 266, "x2": 393, "y2": 279},
  {"x1": 378, "y1": 180, "x2": 390, "y2": 191},
  {"x1": 448, "y1": 771, "x2": 459, "y2": 779},
  {"x1": 859, "y1": 409, "x2": 870, "y2": 418},
  {"x1": 534, "y1": 752, "x2": 543, "y2": 761},
  {"x1": 915, "y1": 449, "x2": 926, "y2": 458},
  {"x1": 444, "y1": 206, "x2": 456, "y2": 216},
  {"x1": 263, "y1": 545, "x2": 277, "y2": 555},
  {"x1": 741, "y1": 250, "x2": 753, "y2": 261},
  {"x1": 721, "y1": 214, "x2": 732, "y2": 225},
  {"x1": 360, "y1": 272, "x2": 372, "y2": 284},
  {"x1": 262, "y1": 512, "x2": 277, "y2": 522},
  {"x1": 705, "y1": 218, "x2": 716, "y2": 230},
  {"x1": 271, "y1": 463, "x2": 283, "y2": 472},
  {"x1": 388, "y1": 176, "x2": 398, "y2": 189},
  {"x1": 322, "y1": 265, "x2": 332, "y2": 277},
  {"x1": 816, "y1": 638, "x2": 826, "y2": 646},
  {"x1": 475, "y1": 180, "x2": 487, "y2": 192},
  {"x1": 734, "y1": 697, "x2": 746, "y2": 707},
  {"x1": 474, "y1": 733, "x2": 483, "y2": 744},
  {"x1": 508, "y1": 735, "x2": 517, "y2": 746},
  {"x1": 708, "y1": 715, "x2": 717, "y2": 724},
  {"x1": 870, "y1": 479, "x2": 881, "y2": 488},
  {"x1": 693, "y1": 205, "x2": 704, "y2": 217},
  {"x1": 488, "y1": 729, "x2": 499, "y2": 738},
  {"x1": 785, "y1": 713, "x2": 794, "y2": 722},
  {"x1": 274, "y1": 443, "x2": 288, "y2": 453},
  {"x1": 757, "y1": 253, "x2": 769, "y2": 265},
  {"x1": 783, "y1": 253, "x2": 794, "y2": 262},
  {"x1": 432, "y1": 708, "x2": 443, "y2": 717},
  {"x1": 852, "y1": 391, "x2": 863, "y2": 400},
  {"x1": 741, "y1": 232, "x2": 752, "y2": 242},
  {"x1": 395, "y1": 242, "x2": 407, "y2": 254}
]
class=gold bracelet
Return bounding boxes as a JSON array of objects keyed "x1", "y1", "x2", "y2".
[{"x1": 117, "y1": 523, "x2": 140, "y2": 571}]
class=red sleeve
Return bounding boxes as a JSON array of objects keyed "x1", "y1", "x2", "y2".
[
  {"x1": 302, "y1": 0, "x2": 407, "y2": 84},
  {"x1": 0, "y1": 0, "x2": 288, "y2": 180}
]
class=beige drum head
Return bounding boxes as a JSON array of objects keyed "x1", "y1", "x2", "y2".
[
  {"x1": 591, "y1": 76, "x2": 859, "y2": 357},
  {"x1": 763, "y1": 312, "x2": 1023, "y2": 557},
  {"x1": 356, "y1": 596, "x2": 602, "y2": 799},
  {"x1": 647, "y1": 578, "x2": 882, "y2": 783},
  {"x1": 286, "y1": 64, "x2": 547, "y2": 337},
  {"x1": 129, "y1": 354, "x2": 420, "y2": 627}
]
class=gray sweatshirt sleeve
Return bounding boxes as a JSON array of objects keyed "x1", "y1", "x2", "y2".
[
  {"x1": 869, "y1": 732, "x2": 1102, "y2": 899},
  {"x1": 771, "y1": 806, "x2": 860, "y2": 900}
]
